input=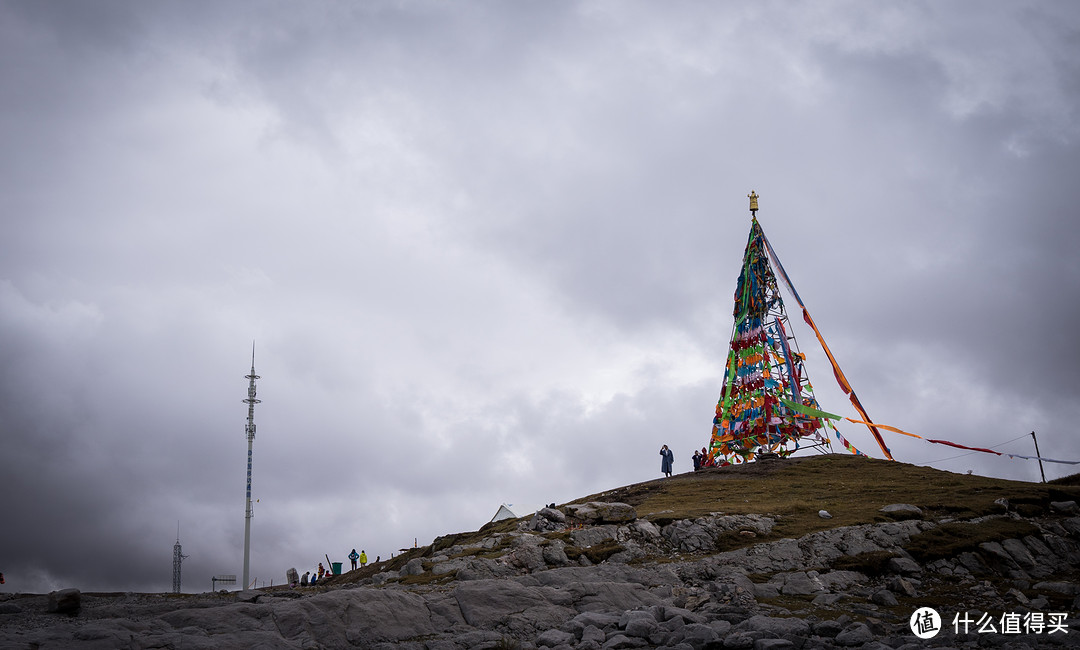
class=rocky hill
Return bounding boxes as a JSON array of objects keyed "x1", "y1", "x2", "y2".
[{"x1": 2, "y1": 454, "x2": 1080, "y2": 649}]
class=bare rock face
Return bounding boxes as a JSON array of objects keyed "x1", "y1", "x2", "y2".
[
  {"x1": 6, "y1": 487, "x2": 1080, "y2": 649},
  {"x1": 661, "y1": 514, "x2": 774, "y2": 553}
]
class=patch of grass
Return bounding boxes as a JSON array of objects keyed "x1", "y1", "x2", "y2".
[
  {"x1": 564, "y1": 541, "x2": 625, "y2": 564},
  {"x1": 478, "y1": 517, "x2": 526, "y2": 535},
  {"x1": 448, "y1": 547, "x2": 489, "y2": 560},
  {"x1": 904, "y1": 518, "x2": 1041, "y2": 562},
  {"x1": 430, "y1": 532, "x2": 472, "y2": 554},
  {"x1": 1016, "y1": 503, "x2": 1045, "y2": 517},
  {"x1": 430, "y1": 520, "x2": 520, "y2": 555},
  {"x1": 829, "y1": 551, "x2": 900, "y2": 577},
  {"x1": 1049, "y1": 472, "x2": 1080, "y2": 486},
  {"x1": 584, "y1": 541, "x2": 625, "y2": 563},
  {"x1": 542, "y1": 530, "x2": 573, "y2": 543},
  {"x1": 755, "y1": 592, "x2": 862, "y2": 622},
  {"x1": 714, "y1": 530, "x2": 771, "y2": 552}
]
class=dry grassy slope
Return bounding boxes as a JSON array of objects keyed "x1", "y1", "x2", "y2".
[
  {"x1": 573, "y1": 454, "x2": 1080, "y2": 546},
  {"x1": 324, "y1": 454, "x2": 1080, "y2": 586}
]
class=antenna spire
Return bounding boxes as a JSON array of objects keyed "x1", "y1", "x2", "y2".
[
  {"x1": 242, "y1": 343, "x2": 261, "y2": 590},
  {"x1": 172, "y1": 522, "x2": 188, "y2": 593}
]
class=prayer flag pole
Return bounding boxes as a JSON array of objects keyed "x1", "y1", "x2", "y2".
[{"x1": 1030, "y1": 431, "x2": 1046, "y2": 483}]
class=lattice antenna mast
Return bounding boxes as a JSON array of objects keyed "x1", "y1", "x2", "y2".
[
  {"x1": 242, "y1": 342, "x2": 260, "y2": 590},
  {"x1": 172, "y1": 522, "x2": 188, "y2": 594}
]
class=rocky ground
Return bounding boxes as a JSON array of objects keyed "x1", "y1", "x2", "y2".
[{"x1": 3, "y1": 461, "x2": 1080, "y2": 649}]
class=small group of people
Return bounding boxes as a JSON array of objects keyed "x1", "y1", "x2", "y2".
[
  {"x1": 300, "y1": 563, "x2": 327, "y2": 587},
  {"x1": 298, "y1": 549, "x2": 370, "y2": 587},
  {"x1": 660, "y1": 445, "x2": 716, "y2": 477},
  {"x1": 300, "y1": 561, "x2": 319, "y2": 587},
  {"x1": 692, "y1": 447, "x2": 715, "y2": 471}
]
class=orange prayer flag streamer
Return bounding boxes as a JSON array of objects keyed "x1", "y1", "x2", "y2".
[
  {"x1": 801, "y1": 307, "x2": 893, "y2": 460},
  {"x1": 843, "y1": 418, "x2": 924, "y2": 439},
  {"x1": 802, "y1": 309, "x2": 852, "y2": 394},
  {"x1": 848, "y1": 392, "x2": 893, "y2": 460}
]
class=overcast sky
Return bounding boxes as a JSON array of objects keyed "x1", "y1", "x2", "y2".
[{"x1": 2, "y1": 0, "x2": 1079, "y2": 594}]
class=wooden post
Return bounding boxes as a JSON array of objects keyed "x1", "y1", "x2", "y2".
[{"x1": 1030, "y1": 431, "x2": 1047, "y2": 483}]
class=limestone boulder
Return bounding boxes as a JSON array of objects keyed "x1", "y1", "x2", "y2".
[
  {"x1": 537, "y1": 506, "x2": 566, "y2": 523},
  {"x1": 527, "y1": 507, "x2": 568, "y2": 533},
  {"x1": 571, "y1": 525, "x2": 618, "y2": 548},
  {"x1": 564, "y1": 502, "x2": 637, "y2": 524},
  {"x1": 879, "y1": 503, "x2": 923, "y2": 519},
  {"x1": 834, "y1": 622, "x2": 874, "y2": 646},
  {"x1": 542, "y1": 540, "x2": 571, "y2": 567},
  {"x1": 456, "y1": 557, "x2": 516, "y2": 581},
  {"x1": 721, "y1": 612, "x2": 799, "y2": 639},
  {"x1": 507, "y1": 543, "x2": 547, "y2": 572},
  {"x1": 46, "y1": 588, "x2": 81, "y2": 615},
  {"x1": 1051, "y1": 501, "x2": 1079, "y2": 515},
  {"x1": 399, "y1": 557, "x2": 425, "y2": 577},
  {"x1": 628, "y1": 519, "x2": 661, "y2": 542}
]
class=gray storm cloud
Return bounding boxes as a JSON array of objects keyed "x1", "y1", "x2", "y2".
[{"x1": 1, "y1": 0, "x2": 1078, "y2": 594}]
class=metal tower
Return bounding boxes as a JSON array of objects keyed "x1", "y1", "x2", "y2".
[
  {"x1": 172, "y1": 524, "x2": 188, "y2": 593},
  {"x1": 242, "y1": 343, "x2": 260, "y2": 590}
]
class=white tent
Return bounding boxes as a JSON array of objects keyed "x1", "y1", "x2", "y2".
[{"x1": 488, "y1": 504, "x2": 518, "y2": 523}]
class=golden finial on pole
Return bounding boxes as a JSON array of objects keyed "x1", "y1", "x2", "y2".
[{"x1": 748, "y1": 191, "x2": 759, "y2": 216}]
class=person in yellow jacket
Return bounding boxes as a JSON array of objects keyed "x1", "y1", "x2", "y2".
[{"x1": 358, "y1": 550, "x2": 368, "y2": 567}]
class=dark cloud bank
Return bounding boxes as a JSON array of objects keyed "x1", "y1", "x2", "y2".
[{"x1": 1, "y1": 1, "x2": 1079, "y2": 594}]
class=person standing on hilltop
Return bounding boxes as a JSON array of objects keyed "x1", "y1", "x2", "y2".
[
  {"x1": 660, "y1": 445, "x2": 674, "y2": 478},
  {"x1": 359, "y1": 550, "x2": 368, "y2": 567},
  {"x1": 349, "y1": 549, "x2": 360, "y2": 571}
]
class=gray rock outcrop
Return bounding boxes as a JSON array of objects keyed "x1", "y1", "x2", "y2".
[{"x1": 5, "y1": 498, "x2": 1080, "y2": 649}]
